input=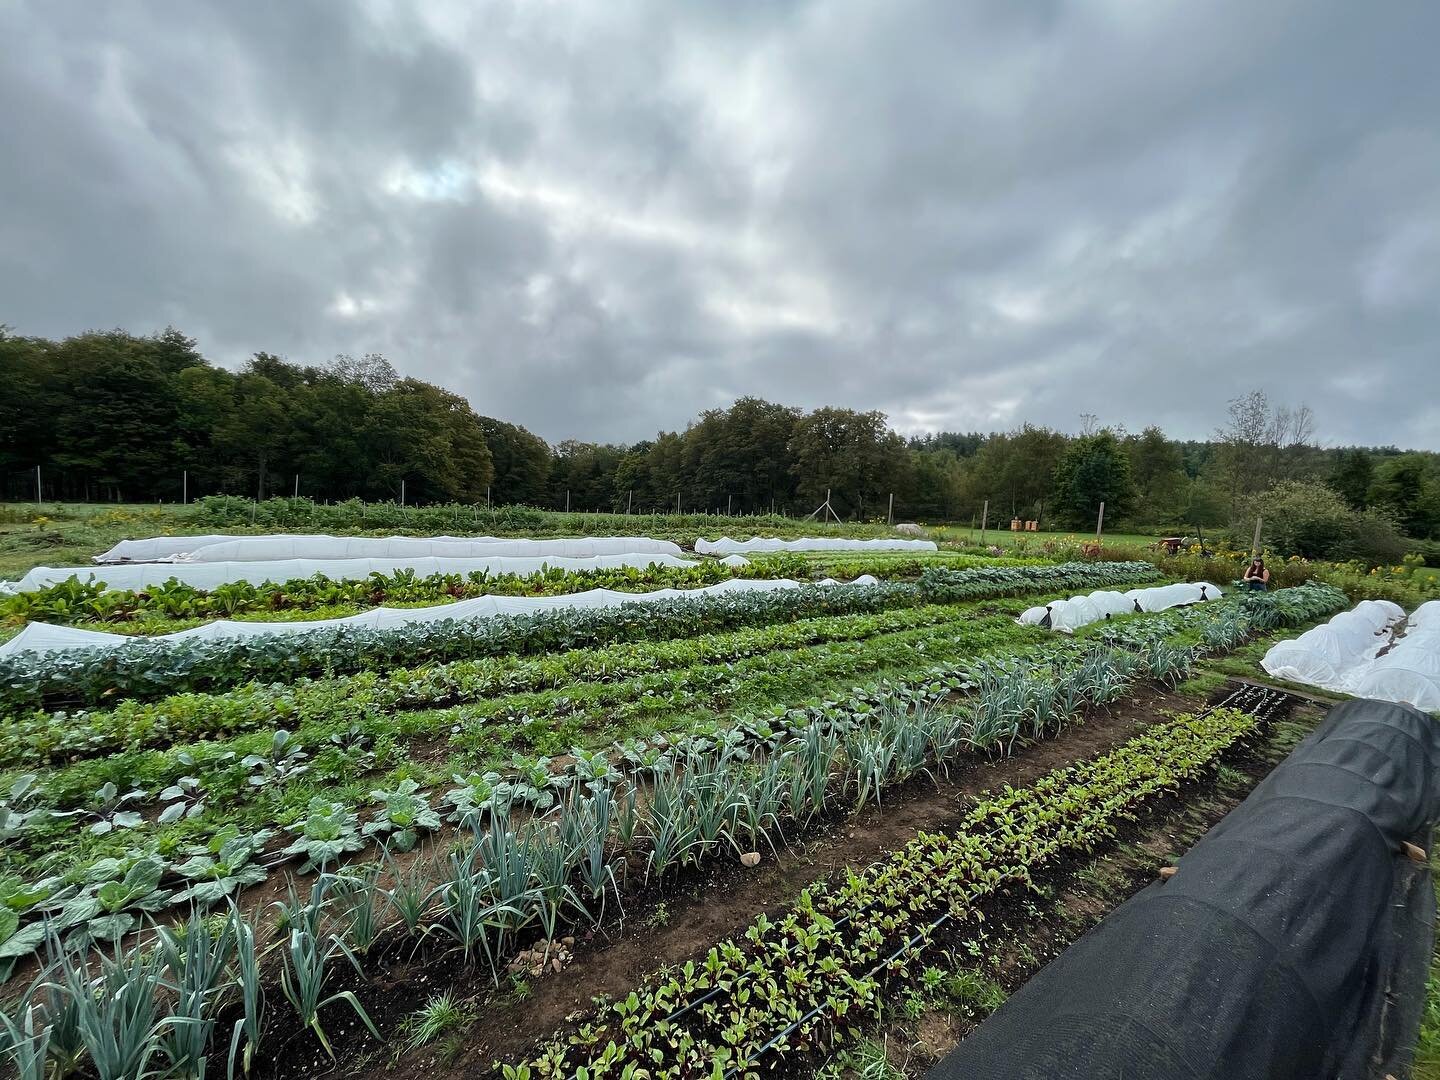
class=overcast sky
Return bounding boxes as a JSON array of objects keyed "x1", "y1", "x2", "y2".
[{"x1": 3, "y1": 1, "x2": 1438, "y2": 449}]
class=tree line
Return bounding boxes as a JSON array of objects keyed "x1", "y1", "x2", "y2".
[{"x1": 2, "y1": 327, "x2": 1437, "y2": 545}]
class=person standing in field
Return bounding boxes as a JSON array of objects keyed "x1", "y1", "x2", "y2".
[{"x1": 1243, "y1": 556, "x2": 1270, "y2": 591}]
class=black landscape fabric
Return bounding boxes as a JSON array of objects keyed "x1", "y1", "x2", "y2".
[{"x1": 927, "y1": 696, "x2": 1440, "y2": 1080}]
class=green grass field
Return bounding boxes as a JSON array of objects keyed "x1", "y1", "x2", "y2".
[
  {"x1": 0, "y1": 502, "x2": 204, "y2": 579},
  {"x1": 927, "y1": 524, "x2": 1164, "y2": 550}
]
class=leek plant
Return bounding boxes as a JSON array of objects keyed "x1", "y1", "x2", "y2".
[
  {"x1": 685, "y1": 755, "x2": 744, "y2": 860},
  {"x1": 432, "y1": 845, "x2": 519, "y2": 982},
  {"x1": 789, "y1": 724, "x2": 840, "y2": 823},
  {"x1": 475, "y1": 815, "x2": 541, "y2": 949},
  {"x1": 275, "y1": 920, "x2": 377, "y2": 1059},
  {"x1": 564, "y1": 786, "x2": 624, "y2": 920},
  {"x1": 1143, "y1": 640, "x2": 1196, "y2": 686},
  {"x1": 380, "y1": 848, "x2": 434, "y2": 943},
  {"x1": 614, "y1": 784, "x2": 641, "y2": 851},
  {"x1": 645, "y1": 773, "x2": 703, "y2": 880},
  {"x1": 227, "y1": 905, "x2": 262, "y2": 1080},
  {"x1": 332, "y1": 862, "x2": 384, "y2": 957},
  {"x1": 56, "y1": 942, "x2": 167, "y2": 1080},
  {"x1": 846, "y1": 728, "x2": 899, "y2": 811},
  {"x1": 735, "y1": 755, "x2": 788, "y2": 855},
  {"x1": 155, "y1": 910, "x2": 236, "y2": 1079},
  {"x1": 0, "y1": 982, "x2": 50, "y2": 1080},
  {"x1": 528, "y1": 827, "x2": 583, "y2": 957}
]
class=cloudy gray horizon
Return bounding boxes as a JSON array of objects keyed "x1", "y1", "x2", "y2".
[{"x1": 3, "y1": 1, "x2": 1438, "y2": 449}]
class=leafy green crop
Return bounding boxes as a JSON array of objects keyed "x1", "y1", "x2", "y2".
[
  {"x1": 0, "y1": 561, "x2": 1162, "y2": 710},
  {"x1": 281, "y1": 799, "x2": 365, "y2": 873}
]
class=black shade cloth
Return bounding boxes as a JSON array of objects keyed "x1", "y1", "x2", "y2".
[{"x1": 928, "y1": 697, "x2": 1440, "y2": 1080}]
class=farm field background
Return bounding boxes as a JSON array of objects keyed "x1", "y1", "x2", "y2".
[{"x1": 2, "y1": 496, "x2": 1401, "y2": 1080}]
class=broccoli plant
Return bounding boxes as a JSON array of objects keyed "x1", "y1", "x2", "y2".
[
  {"x1": 173, "y1": 827, "x2": 274, "y2": 904},
  {"x1": 505, "y1": 754, "x2": 571, "y2": 810},
  {"x1": 86, "y1": 854, "x2": 173, "y2": 941},
  {"x1": 443, "y1": 771, "x2": 504, "y2": 828},
  {"x1": 568, "y1": 747, "x2": 621, "y2": 788},
  {"x1": 242, "y1": 729, "x2": 309, "y2": 788},
  {"x1": 157, "y1": 775, "x2": 207, "y2": 824},
  {"x1": 281, "y1": 799, "x2": 364, "y2": 872},
  {"x1": 362, "y1": 780, "x2": 440, "y2": 852}
]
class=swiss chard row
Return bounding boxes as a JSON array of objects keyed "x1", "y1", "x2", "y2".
[{"x1": 1, "y1": 560, "x2": 740, "y2": 626}]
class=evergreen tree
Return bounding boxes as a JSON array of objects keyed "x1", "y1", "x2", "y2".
[{"x1": 1051, "y1": 430, "x2": 1135, "y2": 528}]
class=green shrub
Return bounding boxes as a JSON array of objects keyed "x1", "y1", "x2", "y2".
[{"x1": 1232, "y1": 481, "x2": 1408, "y2": 564}]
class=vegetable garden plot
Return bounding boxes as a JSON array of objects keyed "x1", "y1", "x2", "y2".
[
  {"x1": 0, "y1": 584, "x2": 1349, "y2": 1078},
  {"x1": 95, "y1": 533, "x2": 686, "y2": 563},
  {"x1": 0, "y1": 635, "x2": 1197, "y2": 984},
  {"x1": 696, "y1": 536, "x2": 939, "y2": 554},
  {"x1": 16, "y1": 592, "x2": 1233, "y2": 890},
  {"x1": 0, "y1": 593, "x2": 1347, "y2": 979}
]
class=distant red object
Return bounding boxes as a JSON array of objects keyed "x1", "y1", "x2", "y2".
[{"x1": 1159, "y1": 536, "x2": 1185, "y2": 555}]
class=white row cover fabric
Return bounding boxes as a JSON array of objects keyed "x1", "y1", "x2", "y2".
[
  {"x1": 0, "y1": 575, "x2": 881, "y2": 658},
  {"x1": 1018, "y1": 582, "x2": 1223, "y2": 633},
  {"x1": 97, "y1": 533, "x2": 684, "y2": 564},
  {"x1": 717, "y1": 555, "x2": 752, "y2": 567},
  {"x1": 695, "y1": 536, "x2": 938, "y2": 555},
  {"x1": 4, "y1": 553, "x2": 697, "y2": 595},
  {"x1": 1260, "y1": 601, "x2": 1430, "y2": 706},
  {"x1": 1410, "y1": 600, "x2": 1440, "y2": 629},
  {"x1": 97, "y1": 534, "x2": 265, "y2": 563}
]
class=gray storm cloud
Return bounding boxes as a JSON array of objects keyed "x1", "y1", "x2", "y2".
[{"x1": 2, "y1": 0, "x2": 1438, "y2": 447}]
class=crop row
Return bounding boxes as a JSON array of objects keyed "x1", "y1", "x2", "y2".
[
  {"x1": 0, "y1": 561, "x2": 1163, "y2": 710},
  {"x1": 0, "y1": 560, "x2": 736, "y2": 626},
  {"x1": 186, "y1": 494, "x2": 898, "y2": 538},
  {"x1": 0, "y1": 552, "x2": 1019, "y2": 629},
  {"x1": 504, "y1": 703, "x2": 1266, "y2": 1078},
  {"x1": 1, "y1": 603, "x2": 1014, "y2": 767}
]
